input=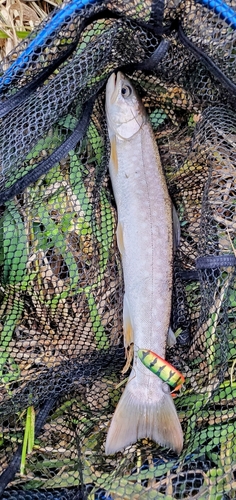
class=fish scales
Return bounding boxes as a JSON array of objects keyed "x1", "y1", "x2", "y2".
[{"x1": 105, "y1": 72, "x2": 183, "y2": 455}]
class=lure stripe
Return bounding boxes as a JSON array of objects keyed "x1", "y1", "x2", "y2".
[{"x1": 138, "y1": 349, "x2": 185, "y2": 391}]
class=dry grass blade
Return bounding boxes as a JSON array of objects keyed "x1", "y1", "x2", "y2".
[{"x1": 0, "y1": 0, "x2": 61, "y2": 60}]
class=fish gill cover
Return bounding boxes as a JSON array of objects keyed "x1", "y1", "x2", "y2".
[{"x1": 0, "y1": 0, "x2": 236, "y2": 498}]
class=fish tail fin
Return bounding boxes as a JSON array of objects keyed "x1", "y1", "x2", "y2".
[{"x1": 105, "y1": 373, "x2": 183, "y2": 455}]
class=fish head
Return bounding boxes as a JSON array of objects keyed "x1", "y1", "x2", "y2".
[{"x1": 105, "y1": 71, "x2": 146, "y2": 140}]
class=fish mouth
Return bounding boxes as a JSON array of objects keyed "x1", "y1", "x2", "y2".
[
  {"x1": 112, "y1": 71, "x2": 125, "y2": 104},
  {"x1": 115, "y1": 71, "x2": 125, "y2": 87},
  {"x1": 106, "y1": 71, "x2": 126, "y2": 110},
  {"x1": 106, "y1": 71, "x2": 125, "y2": 98},
  {"x1": 107, "y1": 71, "x2": 123, "y2": 105}
]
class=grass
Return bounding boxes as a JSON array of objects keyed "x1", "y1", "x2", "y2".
[{"x1": 0, "y1": 0, "x2": 62, "y2": 61}]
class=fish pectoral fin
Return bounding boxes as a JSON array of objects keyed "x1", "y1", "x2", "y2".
[
  {"x1": 167, "y1": 327, "x2": 177, "y2": 347},
  {"x1": 110, "y1": 135, "x2": 118, "y2": 173},
  {"x1": 105, "y1": 370, "x2": 183, "y2": 455},
  {"x1": 172, "y1": 204, "x2": 181, "y2": 253},
  {"x1": 116, "y1": 221, "x2": 125, "y2": 255}
]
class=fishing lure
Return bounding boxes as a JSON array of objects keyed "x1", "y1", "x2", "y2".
[{"x1": 138, "y1": 349, "x2": 185, "y2": 395}]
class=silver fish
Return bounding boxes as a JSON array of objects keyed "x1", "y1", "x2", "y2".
[{"x1": 105, "y1": 72, "x2": 183, "y2": 455}]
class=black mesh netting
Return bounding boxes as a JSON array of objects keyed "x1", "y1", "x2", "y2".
[{"x1": 0, "y1": 0, "x2": 236, "y2": 498}]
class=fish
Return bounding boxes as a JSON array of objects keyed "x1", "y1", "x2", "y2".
[
  {"x1": 105, "y1": 71, "x2": 183, "y2": 455},
  {"x1": 138, "y1": 349, "x2": 185, "y2": 395}
]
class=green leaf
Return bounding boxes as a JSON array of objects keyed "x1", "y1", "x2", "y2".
[
  {"x1": 58, "y1": 114, "x2": 78, "y2": 131},
  {"x1": 20, "y1": 406, "x2": 35, "y2": 475},
  {"x1": 0, "y1": 30, "x2": 31, "y2": 39},
  {"x1": 36, "y1": 205, "x2": 79, "y2": 287}
]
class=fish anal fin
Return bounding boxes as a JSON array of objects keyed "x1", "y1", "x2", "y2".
[
  {"x1": 122, "y1": 294, "x2": 134, "y2": 372},
  {"x1": 105, "y1": 371, "x2": 183, "y2": 455},
  {"x1": 123, "y1": 294, "x2": 134, "y2": 348},
  {"x1": 110, "y1": 135, "x2": 118, "y2": 173},
  {"x1": 122, "y1": 344, "x2": 134, "y2": 374}
]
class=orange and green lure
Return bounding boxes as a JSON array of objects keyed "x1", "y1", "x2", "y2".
[{"x1": 138, "y1": 349, "x2": 185, "y2": 395}]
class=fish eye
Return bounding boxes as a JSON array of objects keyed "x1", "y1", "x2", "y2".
[{"x1": 121, "y1": 84, "x2": 132, "y2": 98}]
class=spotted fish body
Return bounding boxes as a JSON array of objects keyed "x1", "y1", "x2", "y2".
[
  {"x1": 138, "y1": 349, "x2": 185, "y2": 392},
  {"x1": 105, "y1": 72, "x2": 183, "y2": 455}
]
